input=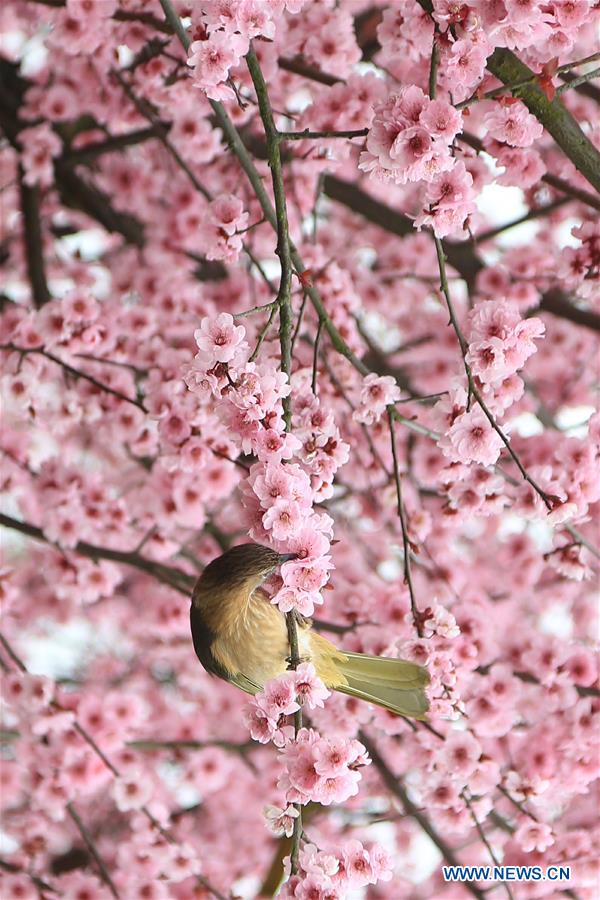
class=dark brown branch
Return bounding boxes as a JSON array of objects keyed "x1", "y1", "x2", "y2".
[
  {"x1": 459, "y1": 131, "x2": 600, "y2": 213},
  {"x1": 538, "y1": 288, "x2": 600, "y2": 332},
  {"x1": 18, "y1": 165, "x2": 51, "y2": 308},
  {"x1": 476, "y1": 664, "x2": 600, "y2": 699},
  {"x1": 0, "y1": 513, "x2": 194, "y2": 595},
  {"x1": 323, "y1": 175, "x2": 600, "y2": 332},
  {"x1": 67, "y1": 804, "x2": 119, "y2": 899},
  {"x1": 1, "y1": 344, "x2": 147, "y2": 411},
  {"x1": 475, "y1": 197, "x2": 570, "y2": 244},
  {"x1": 277, "y1": 56, "x2": 342, "y2": 87},
  {"x1": 322, "y1": 174, "x2": 483, "y2": 286},
  {"x1": 359, "y1": 732, "x2": 486, "y2": 900},
  {"x1": 54, "y1": 159, "x2": 145, "y2": 246},
  {"x1": 62, "y1": 126, "x2": 160, "y2": 166}
]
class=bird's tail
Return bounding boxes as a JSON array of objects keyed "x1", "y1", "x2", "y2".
[{"x1": 333, "y1": 651, "x2": 430, "y2": 720}]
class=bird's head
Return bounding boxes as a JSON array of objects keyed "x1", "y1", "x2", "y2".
[{"x1": 194, "y1": 543, "x2": 298, "y2": 599}]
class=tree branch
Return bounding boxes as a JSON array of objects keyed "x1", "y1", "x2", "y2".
[
  {"x1": 416, "y1": 0, "x2": 600, "y2": 195},
  {"x1": 322, "y1": 175, "x2": 600, "y2": 332},
  {"x1": 62, "y1": 126, "x2": 159, "y2": 166},
  {"x1": 433, "y1": 238, "x2": 555, "y2": 510},
  {"x1": 0, "y1": 513, "x2": 194, "y2": 595},
  {"x1": 359, "y1": 732, "x2": 486, "y2": 900},
  {"x1": 67, "y1": 803, "x2": 119, "y2": 899},
  {"x1": 0, "y1": 629, "x2": 228, "y2": 900},
  {"x1": 245, "y1": 44, "x2": 302, "y2": 873},
  {"x1": 18, "y1": 165, "x2": 51, "y2": 308},
  {"x1": 277, "y1": 56, "x2": 342, "y2": 87},
  {"x1": 1, "y1": 344, "x2": 147, "y2": 412},
  {"x1": 388, "y1": 409, "x2": 424, "y2": 636}
]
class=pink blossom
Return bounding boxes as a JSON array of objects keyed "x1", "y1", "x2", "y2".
[
  {"x1": 112, "y1": 773, "x2": 153, "y2": 812},
  {"x1": 514, "y1": 821, "x2": 555, "y2": 853},
  {"x1": 436, "y1": 731, "x2": 481, "y2": 779},
  {"x1": 263, "y1": 803, "x2": 299, "y2": 837},
  {"x1": 446, "y1": 39, "x2": 490, "y2": 87},
  {"x1": 484, "y1": 101, "x2": 544, "y2": 147},
  {"x1": 445, "y1": 406, "x2": 504, "y2": 466},
  {"x1": 262, "y1": 499, "x2": 304, "y2": 539},
  {"x1": 255, "y1": 428, "x2": 302, "y2": 462},
  {"x1": 259, "y1": 674, "x2": 301, "y2": 719},
  {"x1": 194, "y1": 312, "x2": 247, "y2": 365},
  {"x1": 354, "y1": 374, "x2": 401, "y2": 424},
  {"x1": 187, "y1": 31, "x2": 247, "y2": 100},
  {"x1": 342, "y1": 840, "x2": 374, "y2": 886},
  {"x1": 294, "y1": 663, "x2": 330, "y2": 709},
  {"x1": 272, "y1": 586, "x2": 322, "y2": 616},
  {"x1": 314, "y1": 737, "x2": 354, "y2": 777},
  {"x1": 419, "y1": 99, "x2": 463, "y2": 141},
  {"x1": 20, "y1": 123, "x2": 62, "y2": 187}
]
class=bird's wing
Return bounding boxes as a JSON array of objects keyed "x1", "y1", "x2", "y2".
[{"x1": 227, "y1": 671, "x2": 262, "y2": 695}]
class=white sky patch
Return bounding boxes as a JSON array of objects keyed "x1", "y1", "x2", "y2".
[
  {"x1": 555, "y1": 405, "x2": 595, "y2": 436},
  {"x1": 511, "y1": 411, "x2": 544, "y2": 437},
  {"x1": 476, "y1": 182, "x2": 541, "y2": 252},
  {"x1": 539, "y1": 604, "x2": 573, "y2": 640},
  {"x1": 21, "y1": 617, "x2": 127, "y2": 680}
]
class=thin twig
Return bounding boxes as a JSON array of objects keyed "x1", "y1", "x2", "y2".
[
  {"x1": 359, "y1": 732, "x2": 486, "y2": 900},
  {"x1": 249, "y1": 305, "x2": 278, "y2": 362},
  {"x1": 475, "y1": 197, "x2": 570, "y2": 244},
  {"x1": 234, "y1": 300, "x2": 278, "y2": 318},
  {"x1": 246, "y1": 46, "x2": 294, "y2": 428},
  {"x1": 387, "y1": 409, "x2": 423, "y2": 636},
  {"x1": 278, "y1": 127, "x2": 368, "y2": 142},
  {"x1": 555, "y1": 65, "x2": 600, "y2": 97},
  {"x1": 462, "y1": 792, "x2": 514, "y2": 900},
  {"x1": 0, "y1": 513, "x2": 194, "y2": 595},
  {"x1": 432, "y1": 239, "x2": 554, "y2": 510},
  {"x1": 67, "y1": 803, "x2": 120, "y2": 899},
  {"x1": 1, "y1": 344, "x2": 147, "y2": 412},
  {"x1": 277, "y1": 56, "x2": 342, "y2": 87},
  {"x1": 128, "y1": 738, "x2": 254, "y2": 752},
  {"x1": 311, "y1": 318, "x2": 323, "y2": 395}
]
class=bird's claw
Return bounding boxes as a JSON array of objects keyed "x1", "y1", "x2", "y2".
[{"x1": 286, "y1": 655, "x2": 310, "y2": 668}]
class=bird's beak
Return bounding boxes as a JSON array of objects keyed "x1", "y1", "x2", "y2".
[{"x1": 279, "y1": 553, "x2": 299, "y2": 563}]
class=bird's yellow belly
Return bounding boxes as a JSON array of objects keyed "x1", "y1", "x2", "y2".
[{"x1": 212, "y1": 595, "x2": 312, "y2": 688}]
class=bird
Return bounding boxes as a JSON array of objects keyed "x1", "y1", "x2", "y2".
[{"x1": 190, "y1": 543, "x2": 429, "y2": 719}]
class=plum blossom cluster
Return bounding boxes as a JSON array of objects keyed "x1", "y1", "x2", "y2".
[
  {"x1": 354, "y1": 374, "x2": 401, "y2": 425},
  {"x1": 281, "y1": 840, "x2": 393, "y2": 899},
  {"x1": 360, "y1": 87, "x2": 478, "y2": 237},
  {"x1": 246, "y1": 664, "x2": 330, "y2": 746},
  {"x1": 557, "y1": 221, "x2": 600, "y2": 299},
  {"x1": 187, "y1": 312, "x2": 350, "y2": 615},
  {"x1": 200, "y1": 194, "x2": 249, "y2": 262},
  {"x1": 247, "y1": 668, "x2": 386, "y2": 879},
  {"x1": 280, "y1": 728, "x2": 370, "y2": 807},
  {"x1": 360, "y1": 87, "x2": 463, "y2": 187},
  {"x1": 434, "y1": 299, "x2": 545, "y2": 467},
  {"x1": 187, "y1": 0, "x2": 306, "y2": 100}
]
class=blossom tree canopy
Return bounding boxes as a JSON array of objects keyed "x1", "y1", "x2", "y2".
[{"x1": 1, "y1": 1, "x2": 599, "y2": 899}]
